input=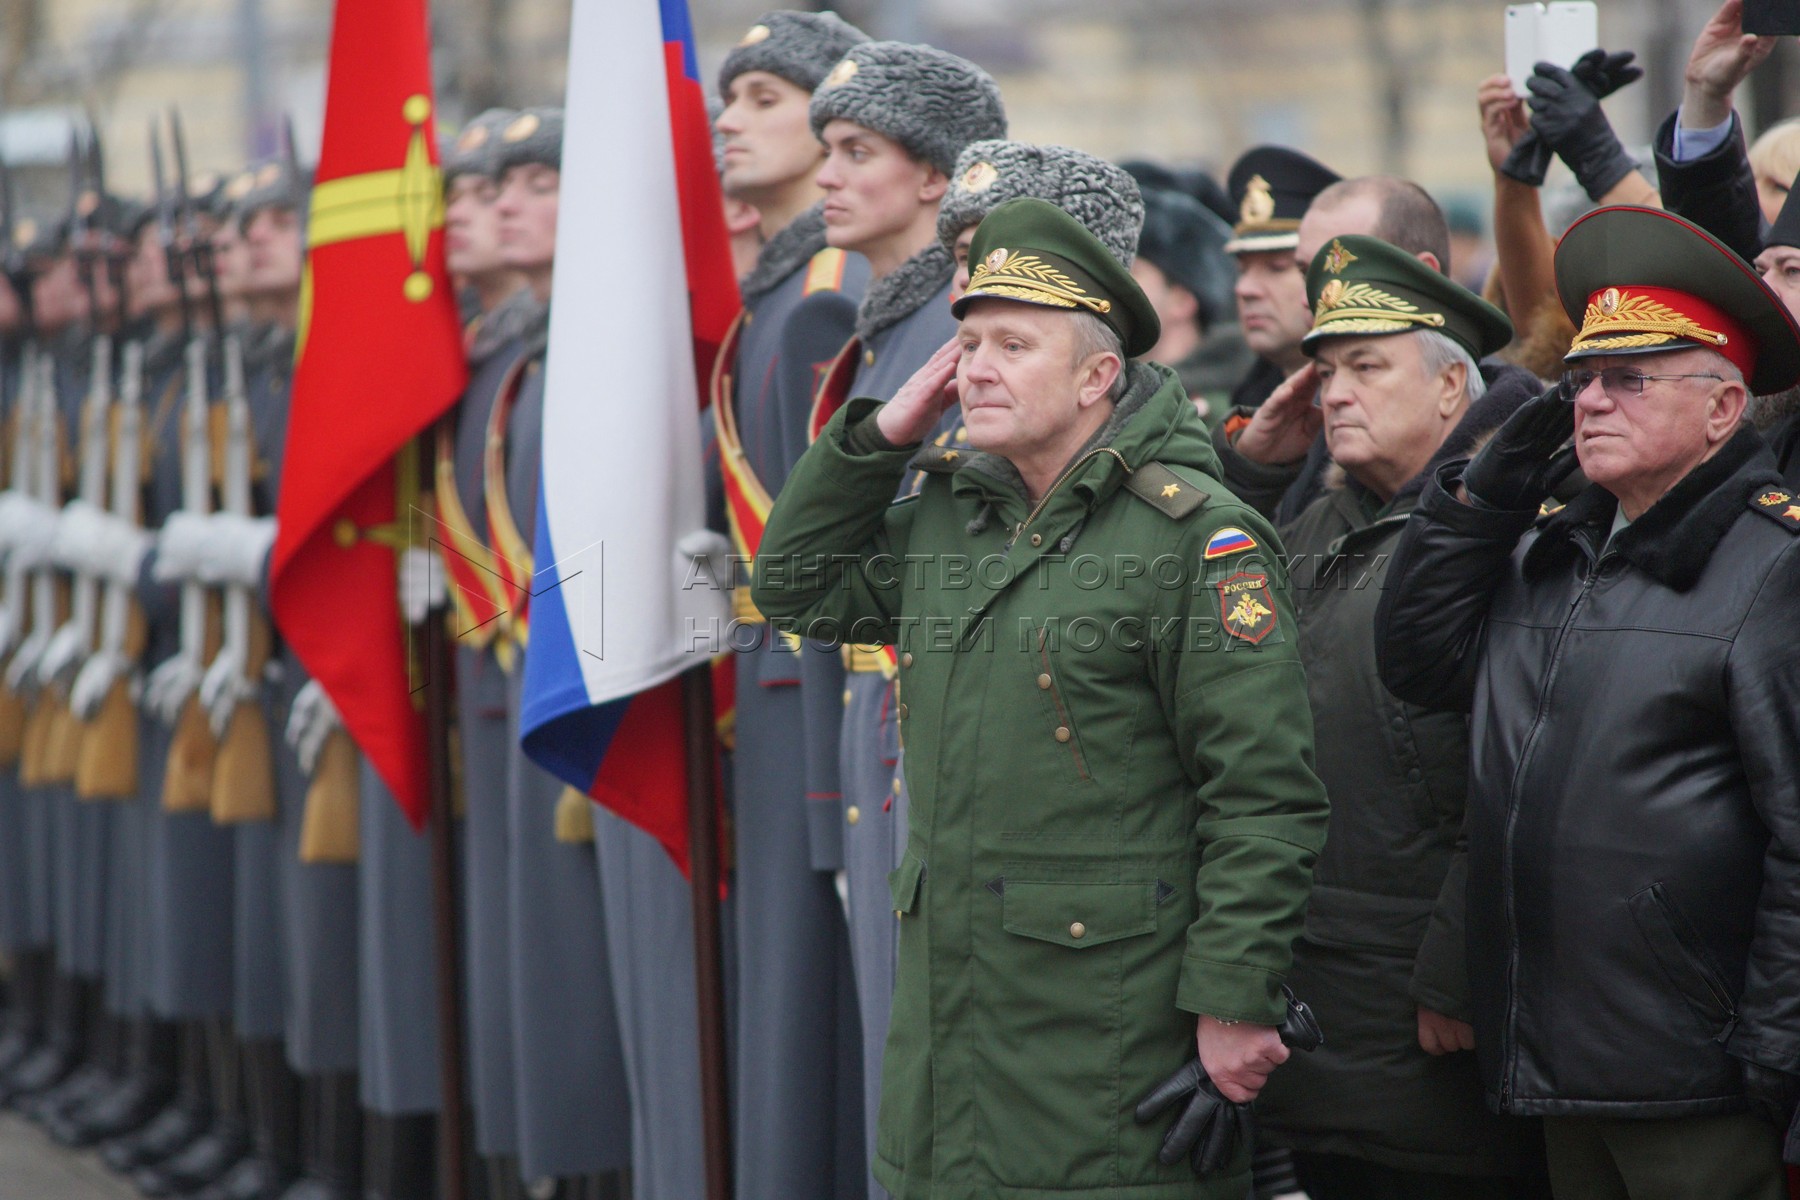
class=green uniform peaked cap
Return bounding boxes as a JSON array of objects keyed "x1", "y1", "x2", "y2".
[
  {"x1": 1303, "y1": 234, "x2": 1512, "y2": 360},
  {"x1": 952, "y1": 197, "x2": 1161, "y2": 358}
]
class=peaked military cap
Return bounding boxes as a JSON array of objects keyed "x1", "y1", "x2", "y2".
[
  {"x1": 1557, "y1": 204, "x2": 1800, "y2": 395},
  {"x1": 937, "y1": 140, "x2": 1144, "y2": 267},
  {"x1": 952, "y1": 197, "x2": 1160, "y2": 358},
  {"x1": 809, "y1": 41, "x2": 1006, "y2": 175},
  {"x1": 1223, "y1": 145, "x2": 1341, "y2": 255},
  {"x1": 495, "y1": 107, "x2": 563, "y2": 174},
  {"x1": 718, "y1": 11, "x2": 870, "y2": 98},
  {"x1": 1136, "y1": 185, "x2": 1235, "y2": 327},
  {"x1": 1304, "y1": 234, "x2": 1512, "y2": 359},
  {"x1": 445, "y1": 108, "x2": 514, "y2": 185}
]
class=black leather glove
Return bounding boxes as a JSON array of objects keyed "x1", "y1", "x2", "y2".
[
  {"x1": 1461, "y1": 382, "x2": 1578, "y2": 512},
  {"x1": 1742, "y1": 1060, "x2": 1800, "y2": 1132},
  {"x1": 1133, "y1": 987, "x2": 1323, "y2": 1177},
  {"x1": 1500, "y1": 49, "x2": 1642, "y2": 192}
]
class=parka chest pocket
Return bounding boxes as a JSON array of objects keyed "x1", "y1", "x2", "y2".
[{"x1": 1000, "y1": 880, "x2": 1158, "y2": 949}]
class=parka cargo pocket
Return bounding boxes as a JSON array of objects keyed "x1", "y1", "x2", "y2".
[
  {"x1": 975, "y1": 880, "x2": 1173, "y2": 1188},
  {"x1": 1630, "y1": 883, "x2": 1737, "y2": 1035}
]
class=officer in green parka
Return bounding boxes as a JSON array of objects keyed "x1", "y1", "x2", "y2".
[{"x1": 753, "y1": 197, "x2": 1330, "y2": 1200}]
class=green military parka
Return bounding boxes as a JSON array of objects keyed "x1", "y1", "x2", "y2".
[{"x1": 753, "y1": 362, "x2": 1329, "y2": 1200}]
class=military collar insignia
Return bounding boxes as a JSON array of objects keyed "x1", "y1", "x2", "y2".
[
  {"x1": 1750, "y1": 489, "x2": 1800, "y2": 530},
  {"x1": 1218, "y1": 571, "x2": 1279, "y2": 644},
  {"x1": 1568, "y1": 285, "x2": 1738, "y2": 359},
  {"x1": 1312, "y1": 277, "x2": 1447, "y2": 334},
  {"x1": 1321, "y1": 239, "x2": 1357, "y2": 275},
  {"x1": 965, "y1": 248, "x2": 1113, "y2": 316},
  {"x1": 737, "y1": 23, "x2": 770, "y2": 46},
  {"x1": 961, "y1": 161, "x2": 1000, "y2": 193}
]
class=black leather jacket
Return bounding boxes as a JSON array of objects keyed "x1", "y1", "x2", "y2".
[{"x1": 1374, "y1": 429, "x2": 1800, "y2": 1117}]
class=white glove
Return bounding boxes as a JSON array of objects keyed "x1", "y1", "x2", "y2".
[
  {"x1": 154, "y1": 512, "x2": 276, "y2": 588},
  {"x1": 200, "y1": 645, "x2": 252, "y2": 738},
  {"x1": 285, "y1": 679, "x2": 343, "y2": 775},
  {"x1": 4, "y1": 507, "x2": 58, "y2": 573},
  {"x1": 37, "y1": 620, "x2": 87, "y2": 690},
  {"x1": 676, "y1": 528, "x2": 737, "y2": 591},
  {"x1": 144, "y1": 653, "x2": 203, "y2": 725},
  {"x1": 5, "y1": 629, "x2": 45, "y2": 693},
  {"x1": 0, "y1": 491, "x2": 55, "y2": 554},
  {"x1": 52, "y1": 500, "x2": 112, "y2": 575},
  {"x1": 399, "y1": 545, "x2": 446, "y2": 625},
  {"x1": 70, "y1": 650, "x2": 131, "y2": 721}
]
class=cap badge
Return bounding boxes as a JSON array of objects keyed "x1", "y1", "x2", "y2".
[
  {"x1": 1571, "y1": 288, "x2": 1730, "y2": 355},
  {"x1": 457, "y1": 124, "x2": 489, "y2": 151},
  {"x1": 738, "y1": 23, "x2": 771, "y2": 46},
  {"x1": 227, "y1": 173, "x2": 256, "y2": 201},
  {"x1": 962, "y1": 162, "x2": 999, "y2": 193},
  {"x1": 256, "y1": 163, "x2": 282, "y2": 186},
  {"x1": 1599, "y1": 287, "x2": 1620, "y2": 315},
  {"x1": 1312, "y1": 279, "x2": 1445, "y2": 331},
  {"x1": 1240, "y1": 174, "x2": 1275, "y2": 225},
  {"x1": 967, "y1": 248, "x2": 1113, "y2": 315},
  {"x1": 1322, "y1": 239, "x2": 1357, "y2": 275},
  {"x1": 13, "y1": 219, "x2": 35, "y2": 248},
  {"x1": 823, "y1": 58, "x2": 858, "y2": 87},
  {"x1": 503, "y1": 112, "x2": 541, "y2": 143},
  {"x1": 984, "y1": 247, "x2": 1008, "y2": 272}
]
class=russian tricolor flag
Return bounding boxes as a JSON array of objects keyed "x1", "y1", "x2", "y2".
[{"x1": 518, "y1": 0, "x2": 738, "y2": 875}]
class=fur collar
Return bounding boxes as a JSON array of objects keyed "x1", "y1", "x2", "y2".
[
  {"x1": 469, "y1": 287, "x2": 541, "y2": 367},
  {"x1": 857, "y1": 242, "x2": 954, "y2": 343},
  {"x1": 1524, "y1": 426, "x2": 1781, "y2": 590},
  {"x1": 740, "y1": 204, "x2": 829, "y2": 305},
  {"x1": 519, "y1": 297, "x2": 552, "y2": 363}
]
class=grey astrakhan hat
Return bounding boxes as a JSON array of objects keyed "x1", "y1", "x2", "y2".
[
  {"x1": 718, "y1": 11, "x2": 870, "y2": 98},
  {"x1": 938, "y1": 140, "x2": 1144, "y2": 267},
  {"x1": 495, "y1": 108, "x2": 563, "y2": 174},
  {"x1": 445, "y1": 108, "x2": 515, "y2": 185},
  {"x1": 809, "y1": 41, "x2": 1006, "y2": 176}
]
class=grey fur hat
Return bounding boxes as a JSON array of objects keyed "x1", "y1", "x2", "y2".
[
  {"x1": 232, "y1": 160, "x2": 312, "y2": 230},
  {"x1": 938, "y1": 140, "x2": 1144, "y2": 267},
  {"x1": 718, "y1": 11, "x2": 869, "y2": 98},
  {"x1": 495, "y1": 107, "x2": 563, "y2": 174},
  {"x1": 445, "y1": 108, "x2": 515, "y2": 184},
  {"x1": 809, "y1": 41, "x2": 1006, "y2": 176}
]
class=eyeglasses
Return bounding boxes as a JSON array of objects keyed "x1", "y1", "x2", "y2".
[{"x1": 1560, "y1": 367, "x2": 1724, "y2": 398}]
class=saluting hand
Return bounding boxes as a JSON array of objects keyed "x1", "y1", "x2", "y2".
[
  {"x1": 1230, "y1": 362, "x2": 1321, "y2": 467},
  {"x1": 875, "y1": 339, "x2": 961, "y2": 447}
]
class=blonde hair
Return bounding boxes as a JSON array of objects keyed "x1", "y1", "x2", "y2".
[{"x1": 1749, "y1": 118, "x2": 1800, "y2": 193}]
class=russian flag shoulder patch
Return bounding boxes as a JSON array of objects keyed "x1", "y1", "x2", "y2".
[{"x1": 1203, "y1": 526, "x2": 1258, "y2": 560}]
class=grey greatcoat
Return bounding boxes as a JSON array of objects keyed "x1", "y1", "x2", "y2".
[
  {"x1": 448, "y1": 289, "x2": 535, "y2": 1157},
  {"x1": 828, "y1": 243, "x2": 958, "y2": 1200},
  {"x1": 718, "y1": 208, "x2": 868, "y2": 1199},
  {"x1": 502, "y1": 332, "x2": 631, "y2": 1179}
]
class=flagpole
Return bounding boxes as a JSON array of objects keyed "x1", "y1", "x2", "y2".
[
  {"x1": 421, "y1": 606, "x2": 469, "y2": 1200},
  {"x1": 682, "y1": 663, "x2": 732, "y2": 1200}
]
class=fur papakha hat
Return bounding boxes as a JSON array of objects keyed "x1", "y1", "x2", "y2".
[
  {"x1": 445, "y1": 109, "x2": 515, "y2": 185},
  {"x1": 494, "y1": 108, "x2": 563, "y2": 174},
  {"x1": 718, "y1": 11, "x2": 870, "y2": 98},
  {"x1": 809, "y1": 41, "x2": 1006, "y2": 176},
  {"x1": 938, "y1": 140, "x2": 1144, "y2": 268}
]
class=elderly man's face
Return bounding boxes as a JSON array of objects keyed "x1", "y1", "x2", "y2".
[
  {"x1": 1755, "y1": 244, "x2": 1800, "y2": 323},
  {"x1": 1571, "y1": 349, "x2": 1742, "y2": 509},
  {"x1": 956, "y1": 301, "x2": 1107, "y2": 461},
  {"x1": 1314, "y1": 331, "x2": 1465, "y2": 498}
]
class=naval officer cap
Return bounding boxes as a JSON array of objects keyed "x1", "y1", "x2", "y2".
[
  {"x1": 809, "y1": 41, "x2": 1007, "y2": 176},
  {"x1": 938, "y1": 140, "x2": 1145, "y2": 267},
  {"x1": 1223, "y1": 145, "x2": 1341, "y2": 255},
  {"x1": 952, "y1": 197, "x2": 1161, "y2": 359},
  {"x1": 718, "y1": 11, "x2": 870, "y2": 98},
  {"x1": 1556, "y1": 204, "x2": 1800, "y2": 395},
  {"x1": 1303, "y1": 234, "x2": 1513, "y2": 360}
]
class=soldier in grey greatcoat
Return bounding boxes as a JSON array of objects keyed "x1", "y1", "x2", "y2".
[
  {"x1": 491, "y1": 106, "x2": 632, "y2": 1191},
  {"x1": 805, "y1": 42, "x2": 1005, "y2": 1197},
  {"x1": 697, "y1": 13, "x2": 874, "y2": 1200}
]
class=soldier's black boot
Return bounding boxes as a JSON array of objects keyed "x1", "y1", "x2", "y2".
[
  {"x1": 22, "y1": 980, "x2": 119, "y2": 1123},
  {"x1": 0, "y1": 966, "x2": 84, "y2": 1105},
  {"x1": 103, "y1": 1018, "x2": 214, "y2": 1172},
  {"x1": 48, "y1": 1014, "x2": 177, "y2": 1146},
  {"x1": 481, "y1": 1156, "x2": 524, "y2": 1200},
  {"x1": 189, "y1": 1038, "x2": 300, "y2": 1200},
  {"x1": 274, "y1": 1072, "x2": 362, "y2": 1200},
  {"x1": 0, "y1": 948, "x2": 52, "y2": 1077},
  {"x1": 361, "y1": 1110, "x2": 436, "y2": 1200},
  {"x1": 134, "y1": 1023, "x2": 251, "y2": 1195}
]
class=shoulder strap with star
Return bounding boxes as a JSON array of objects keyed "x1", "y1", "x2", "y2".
[
  {"x1": 1749, "y1": 487, "x2": 1800, "y2": 533},
  {"x1": 1124, "y1": 461, "x2": 1210, "y2": 519}
]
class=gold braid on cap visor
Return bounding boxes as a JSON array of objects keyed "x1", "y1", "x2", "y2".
[
  {"x1": 1311, "y1": 279, "x2": 1446, "y2": 332},
  {"x1": 965, "y1": 250, "x2": 1112, "y2": 315},
  {"x1": 1569, "y1": 290, "x2": 1729, "y2": 354}
]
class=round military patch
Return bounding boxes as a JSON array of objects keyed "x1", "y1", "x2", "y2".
[
  {"x1": 738, "y1": 23, "x2": 770, "y2": 46},
  {"x1": 1218, "y1": 571, "x2": 1278, "y2": 645},
  {"x1": 504, "y1": 112, "x2": 541, "y2": 142},
  {"x1": 962, "y1": 161, "x2": 1000, "y2": 193},
  {"x1": 823, "y1": 58, "x2": 858, "y2": 87}
]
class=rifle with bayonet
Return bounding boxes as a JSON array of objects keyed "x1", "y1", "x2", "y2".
[
  {"x1": 147, "y1": 109, "x2": 221, "y2": 812},
  {"x1": 0, "y1": 152, "x2": 40, "y2": 765}
]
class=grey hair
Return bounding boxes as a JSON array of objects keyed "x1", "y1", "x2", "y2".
[
  {"x1": 1694, "y1": 347, "x2": 1745, "y2": 387},
  {"x1": 1415, "y1": 329, "x2": 1485, "y2": 403},
  {"x1": 1070, "y1": 311, "x2": 1127, "y2": 401}
]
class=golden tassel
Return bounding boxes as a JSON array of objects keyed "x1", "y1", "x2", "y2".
[
  {"x1": 161, "y1": 697, "x2": 216, "y2": 813},
  {"x1": 209, "y1": 612, "x2": 276, "y2": 824},
  {"x1": 553, "y1": 785, "x2": 595, "y2": 844},
  {"x1": 74, "y1": 680, "x2": 138, "y2": 800},
  {"x1": 41, "y1": 698, "x2": 82, "y2": 784},
  {"x1": 298, "y1": 731, "x2": 360, "y2": 864},
  {"x1": 18, "y1": 699, "x2": 51, "y2": 786},
  {"x1": 0, "y1": 684, "x2": 26, "y2": 767}
]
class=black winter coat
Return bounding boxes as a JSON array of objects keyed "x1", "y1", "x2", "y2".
[{"x1": 1375, "y1": 429, "x2": 1800, "y2": 1117}]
